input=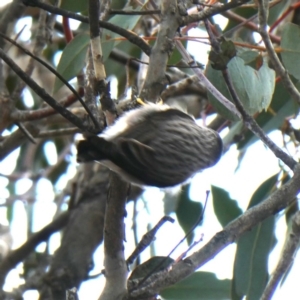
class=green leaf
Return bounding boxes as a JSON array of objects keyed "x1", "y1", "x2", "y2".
[
  {"x1": 232, "y1": 216, "x2": 275, "y2": 300},
  {"x1": 281, "y1": 23, "x2": 300, "y2": 81},
  {"x1": 102, "y1": 11, "x2": 143, "y2": 63},
  {"x1": 285, "y1": 183, "x2": 297, "y2": 227},
  {"x1": 246, "y1": 173, "x2": 278, "y2": 209},
  {"x1": 232, "y1": 174, "x2": 278, "y2": 300},
  {"x1": 206, "y1": 56, "x2": 275, "y2": 120},
  {"x1": 60, "y1": 0, "x2": 88, "y2": 13},
  {"x1": 224, "y1": 6, "x2": 256, "y2": 33},
  {"x1": 238, "y1": 81, "x2": 299, "y2": 150},
  {"x1": 237, "y1": 50, "x2": 259, "y2": 66},
  {"x1": 211, "y1": 185, "x2": 243, "y2": 228},
  {"x1": 169, "y1": 40, "x2": 187, "y2": 65},
  {"x1": 6, "y1": 181, "x2": 15, "y2": 224},
  {"x1": 161, "y1": 271, "x2": 231, "y2": 300},
  {"x1": 54, "y1": 33, "x2": 90, "y2": 92},
  {"x1": 176, "y1": 185, "x2": 203, "y2": 245},
  {"x1": 268, "y1": 1, "x2": 290, "y2": 26},
  {"x1": 105, "y1": 39, "x2": 141, "y2": 92}
]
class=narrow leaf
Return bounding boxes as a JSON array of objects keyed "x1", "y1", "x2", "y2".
[
  {"x1": 54, "y1": 33, "x2": 90, "y2": 92},
  {"x1": 176, "y1": 185, "x2": 202, "y2": 245},
  {"x1": 102, "y1": 11, "x2": 142, "y2": 62},
  {"x1": 281, "y1": 23, "x2": 300, "y2": 81},
  {"x1": 161, "y1": 271, "x2": 231, "y2": 300},
  {"x1": 238, "y1": 81, "x2": 299, "y2": 150},
  {"x1": 232, "y1": 174, "x2": 278, "y2": 300},
  {"x1": 60, "y1": 0, "x2": 88, "y2": 12},
  {"x1": 211, "y1": 185, "x2": 243, "y2": 227}
]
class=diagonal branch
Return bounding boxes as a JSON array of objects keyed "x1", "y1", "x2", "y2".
[
  {"x1": 0, "y1": 212, "x2": 70, "y2": 288},
  {"x1": 0, "y1": 32, "x2": 99, "y2": 128},
  {"x1": 0, "y1": 123, "x2": 39, "y2": 161},
  {"x1": 0, "y1": 48, "x2": 91, "y2": 132},
  {"x1": 202, "y1": 17, "x2": 297, "y2": 170},
  {"x1": 139, "y1": 0, "x2": 181, "y2": 102},
  {"x1": 180, "y1": 0, "x2": 252, "y2": 26},
  {"x1": 257, "y1": 0, "x2": 300, "y2": 105},
  {"x1": 22, "y1": 0, "x2": 151, "y2": 56},
  {"x1": 99, "y1": 173, "x2": 129, "y2": 300},
  {"x1": 130, "y1": 164, "x2": 300, "y2": 298},
  {"x1": 261, "y1": 211, "x2": 300, "y2": 300}
]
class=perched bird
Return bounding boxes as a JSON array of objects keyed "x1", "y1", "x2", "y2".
[{"x1": 77, "y1": 104, "x2": 223, "y2": 188}]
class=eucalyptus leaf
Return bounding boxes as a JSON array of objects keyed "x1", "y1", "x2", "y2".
[
  {"x1": 211, "y1": 185, "x2": 243, "y2": 228},
  {"x1": 232, "y1": 174, "x2": 278, "y2": 300},
  {"x1": 281, "y1": 23, "x2": 300, "y2": 81},
  {"x1": 54, "y1": 33, "x2": 90, "y2": 92},
  {"x1": 102, "y1": 11, "x2": 142, "y2": 62},
  {"x1": 60, "y1": 0, "x2": 88, "y2": 12},
  {"x1": 161, "y1": 271, "x2": 231, "y2": 300},
  {"x1": 206, "y1": 57, "x2": 275, "y2": 120},
  {"x1": 176, "y1": 185, "x2": 203, "y2": 245},
  {"x1": 238, "y1": 81, "x2": 299, "y2": 150}
]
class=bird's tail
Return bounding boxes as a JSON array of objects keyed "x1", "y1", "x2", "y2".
[{"x1": 77, "y1": 136, "x2": 112, "y2": 162}]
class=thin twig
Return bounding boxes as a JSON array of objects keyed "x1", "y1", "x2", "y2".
[
  {"x1": 109, "y1": 9, "x2": 160, "y2": 15},
  {"x1": 22, "y1": 0, "x2": 151, "y2": 56},
  {"x1": 257, "y1": 0, "x2": 300, "y2": 105},
  {"x1": 175, "y1": 40, "x2": 241, "y2": 119},
  {"x1": 261, "y1": 211, "x2": 300, "y2": 300},
  {"x1": 180, "y1": 0, "x2": 252, "y2": 26},
  {"x1": 0, "y1": 48, "x2": 91, "y2": 132},
  {"x1": 0, "y1": 212, "x2": 70, "y2": 288},
  {"x1": 0, "y1": 123, "x2": 40, "y2": 161},
  {"x1": 130, "y1": 164, "x2": 300, "y2": 298},
  {"x1": 0, "y1": 32, "x2": 99, "y2": 128},
  {"x1": 38, "y1": 127, "x2": 79, "y2": 138},
  {"x1": 14, "y1": 121, "x2": 36, "y2": 144},
  {"x1": 203, "y1": 15, "x2": 297, "y2": 170},
  {"x1": 130, "y1": 191, "x2": 209, "y2": 293},
  {"x1": 222, "y1": 9, "x2": 280, "y2": 44},
  {"x1": 222, "y1": 70, "x2": 297, "y2": 170},
  {"x1": 11, "y1": 90, "x2": 83, "y2": 122},
  {"x1": 127, "y1": 216, "x2": 175, "y2": 266}
]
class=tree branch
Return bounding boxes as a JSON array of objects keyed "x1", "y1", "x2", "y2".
[
  {"x1": 0, "y1": 212, "x2": 70, "y2": 288},
  {"x1": 130, "y1": 164, "x2": 300, "y2": 298},
  {"x1": 0, "y1": 123, "x2": 40, "y2": 161},
  {"x1": 175, "y1": 40, "x2": 241, "y2": 119},
  {"x1": 0, "y1": 32, "x2": 99, "y2": 128},
  {"x1": 0, "y1": 48, "x2": 91, "y2": 132},
  {"x1": 99, "y1": 173, "x2": 129, "y2": 300},
  {"x1": 261, "y1": 211, "x2": 300, "y2": 300},
  {"x1": 22, "y1": 0, "x2": 151, "y2": 56},
  {"x1": 203, "y1": 16, "x2": 297, "y2": 170},
  {"x1": 180, "y1": 0, "x2": 252, "y2": 26},
  {"x1": 257, "y1": 0, "x2": 300, "y2": 105},
  {"x1": 140, "y1": 0, "x2": 180, "y2": 102}
]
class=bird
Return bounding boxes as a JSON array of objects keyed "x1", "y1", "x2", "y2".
[{"x1": 77, "y1": 104, "x2": 223, "y2": 188}]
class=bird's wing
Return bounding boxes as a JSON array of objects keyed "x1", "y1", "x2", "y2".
[
  {"x1": 115, "y1": 138, "x2": 155, "y2": 168},
  {"x1": 120, "y1": 108, "x2": 195, "y2": 144}
]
